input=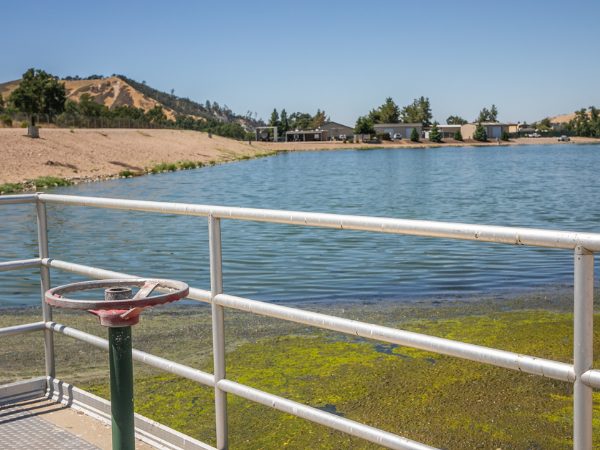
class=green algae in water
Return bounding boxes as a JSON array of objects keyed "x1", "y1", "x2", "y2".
[{"x1": 81, "y1": 307, "x2": 600, "y2": 449}]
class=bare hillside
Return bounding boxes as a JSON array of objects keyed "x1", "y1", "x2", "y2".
[{"x1": 0, "y1": 77, "x2": 183, "y2": 121}]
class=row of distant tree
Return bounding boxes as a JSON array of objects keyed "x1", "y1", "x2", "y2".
[
  {"x1": 267, "y1": 109, "x2": 329, "y2": 136},
  {"x1": 62, "y1": 74, "x2": 106, "y2": 81},
  {"x1": 353, "y1": 97, "x2": 435, "y2": 135},
  {"x1": 173, "y1": 115, "x2": 251, "y2": 140},
  {"x1": 353, "y1": 97, "x2": 504, "y2": 136},
  {"x1": 58, "y1": 73, "x2": 264, "y2": 125},
  {"x1": 114, "y1": 75, "x2": 263, "y2": 126},
  {"x1": 531, "y1": 108, "x2": 600, "y2": 137}
]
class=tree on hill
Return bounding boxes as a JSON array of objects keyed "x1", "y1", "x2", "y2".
[
  {"x1": 77, "y1": 93, "x2": 109, "y2": 117},
  {"x1": 428, "y1": 121, "x2": 442, "y2": 143},
  {"x1": 400, "y1": 97, "x2": 432, "y2": 127},
  {"x1": 472, "y1": 122, "x2": 487, "y2": 141},
  {"x1": 0, "y1": 93, "x2": 4, "y2": 112},
  {"x1": 9, "y1": 68, "x2": 66, "y2": 119},
  {"x1": 112, "y1": 105, "x2": 146, "y2": 120},
  {"x1": 453, "y1": 128, "x2": 463, "y2": 141},
  {"x1": 354, "y1": 116, "x2": 375, "y2": 135},
  {"x1": 539, "y1": 117, "x2": 552, "y2": 128},
  {"x1": 63, "y1": 99, "x2": 79, "y2": 116},
  {"x1": 446, "y1": 115, "x2": 467, "y2": 125},
  {"x1": 146, "y1": 105, "x2": 167, "y2": 123},
  {"x1": 410, "y1": 127, "x2": 420, "y2": 142}
]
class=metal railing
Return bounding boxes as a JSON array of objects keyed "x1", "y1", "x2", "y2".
[{"x1": 0, "y1": 192, "x2": 598, "y2": 450}]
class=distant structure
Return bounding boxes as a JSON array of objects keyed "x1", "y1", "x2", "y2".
[{"x1": 255, "y1": 126, "x2": 278, "y2": 142}]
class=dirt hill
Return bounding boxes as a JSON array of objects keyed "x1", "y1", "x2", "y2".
[
  {"x1": 537, "y1": 111, "x2": 592, "y2": 125},
  {"x1": 0, "y1": 77, "x2": 182, "y2": 121},
  {"x1": 0, "y1": 76, "x2": 261, "y2": 130}
]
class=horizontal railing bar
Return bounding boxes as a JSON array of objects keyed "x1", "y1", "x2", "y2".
[
  {"x1": 46, "y1": 322, "x2": 215, "y2": 387},
  {"x1": 0, "y1": 258, "x2": 42, "y2": 272},
  {"x1": 0, "y1": 322, "x2": 45, "y2": 337},
  {"x1": 38, "y1": 193, "x2": 600, "y2": 251},
  {"x1": 218, "y1": 379, "x2": 437, "y2": 450},
  {"x1": 42, "y1": 258, "x2": 212, "y2": 303},
  {"x1": 581, "y1": 370, "x2": 600, "y2": 390},
  {"x1": 215, "y1": 293, "x2": 576, "y2": 383},
  {"x1": 0, "y1": 194, "x2": 39, "y2": 205},
  {"x1": 36, "y1": 259, "x2": 598, "y2": 387}
]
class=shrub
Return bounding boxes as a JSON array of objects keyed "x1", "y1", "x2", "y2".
[
  {"x1": 119, "y1": 170, "x2": 134, "y2": 177},
  {"x1": 472, "y1": 122, "x2": 487, "y2": 142},
  {"x1": 1, "y1": 114, "x2": 12, "y2": 127},
  {"x1": 21, "y1": 121, "x2": 30, "y2": 128},
  {"x1": 375, "y1": 133, "x2": 391, "y2": 141},
  {"x1": 166, "y1": 163, "x2": 178, "y2": 171},
  {"x1": 0, "y1": 182, "x2": 22, "y2": 193},
  {"x1": 28, "y1": 176, "x2": 71, "y2": 188},
  {"x1": 428, "y1": 122, "x2": 442, "y2": 143},
  {"x1": 150, "y1": 163, "x2": 168, "y2": 173},
  {"x1": 501, "y1": 130, "x2": 510, "y2": 141},
  {"x1": 410, "y1": 128, "x2": 419, "y2": 142},
  {"x1": 179, "y1": 160, "x2": 197, "y2": 169},
  {"x1": 454, "y1": 129, "x2": 463, "y2": 141}
]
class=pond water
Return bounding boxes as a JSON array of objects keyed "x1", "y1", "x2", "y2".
[{"x1": 2, "y1": 144, "x2": 600, "y2": 308}]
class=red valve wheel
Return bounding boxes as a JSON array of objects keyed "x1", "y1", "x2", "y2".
[{"x1": 45, "y1": 278, "x2": 189, "y2": 327}]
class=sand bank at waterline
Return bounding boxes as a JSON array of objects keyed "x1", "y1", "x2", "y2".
[{"x1": 0, "y1": 128, "x2": 596, "y2": 186}]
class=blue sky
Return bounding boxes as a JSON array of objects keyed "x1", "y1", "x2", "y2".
[{"x1": 2, "y1": 0, "x2": 599, "y2": 126}]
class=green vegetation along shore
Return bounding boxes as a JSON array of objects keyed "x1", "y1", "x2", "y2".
[{"x1": 1, "y1": 289, "x2": 599, "y2": 449}]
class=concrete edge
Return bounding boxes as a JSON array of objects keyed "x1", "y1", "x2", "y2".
[{"x1": 0, "y1": 376, "x2": 47, "y2": 406}]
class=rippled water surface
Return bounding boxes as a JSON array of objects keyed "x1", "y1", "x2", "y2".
[{"x1": 2, "y1": 144, "x2": 600, "y2": 308}]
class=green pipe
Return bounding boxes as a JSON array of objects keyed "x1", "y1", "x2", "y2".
[{"x1": 109, "y1": 326, "x2": 135, "y2": 450}]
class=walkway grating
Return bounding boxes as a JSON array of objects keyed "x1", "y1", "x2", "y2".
[{"x1": 0, "y1": 401, "x2": 101, "y2": 449}]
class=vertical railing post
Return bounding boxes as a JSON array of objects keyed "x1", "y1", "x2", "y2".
[
  {"x1": 209, "y1": 215, "x2": 228, "y2": 449},
  {"x1": 36, "y1": 197, "x2": 55, "y2": 378},
  {"x1": 574, "y1": 245, "x2": 593, "y2": 450}
]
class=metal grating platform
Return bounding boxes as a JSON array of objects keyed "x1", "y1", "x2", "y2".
[{"x1": 0, "y1": 402, "x2": 101, "y2": 450}]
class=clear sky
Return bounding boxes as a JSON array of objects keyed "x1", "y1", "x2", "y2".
[{"x1": 2, "y1": 0, "x2": 599, "y2": 126}]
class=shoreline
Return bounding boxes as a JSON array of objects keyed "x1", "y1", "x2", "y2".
[
  {"x1": 1, "y1": 128, "x2": 598, "y2": 194},
  {"x1": 0, "y1": 281, "x2": 582, "y2": 312}
]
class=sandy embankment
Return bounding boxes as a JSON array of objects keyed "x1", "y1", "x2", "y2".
[{"x1": 0, "y1": 128, "x2": 596, "y2": 186}]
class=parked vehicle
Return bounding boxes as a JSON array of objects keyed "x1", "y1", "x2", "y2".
[
  {"x1": 557, "y1": 135, "x2": 570, "y2": 142},
  {"x1": 530, "y1": 133, "x2": 541, "y2": 138},
  {"x1": 339, "y1": 134, "x2": 347, "y2": 140},
  {"x1": 393, "y1": 133, "x2": 402, "y2": 140}
]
